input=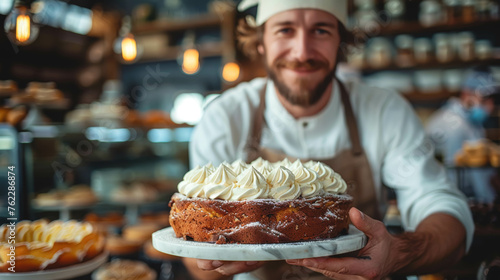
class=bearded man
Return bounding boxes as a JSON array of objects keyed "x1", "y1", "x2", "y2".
[{"x1": 184, "y1": 1, "x2": 474, "y2": 279}]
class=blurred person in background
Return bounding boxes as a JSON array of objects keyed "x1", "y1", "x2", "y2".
[
  {"x1": 184, "y1": 1, "x2": 474, "y2": 279},
  {"x1": 427, "y1": 65, "x2": 500, "y2": 207}
]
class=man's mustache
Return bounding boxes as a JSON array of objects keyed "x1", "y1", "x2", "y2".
[{"x1": 275, "y1": 59, "x2": 328, "y2": 70}]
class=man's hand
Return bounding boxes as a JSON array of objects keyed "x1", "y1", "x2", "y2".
[
  {"x1": 286, "y1": 207, "x2": 403, "y2": 280},
  {"x1": 196, "y1": 259, "x2": 266, "y2": 276},
  {"x1": 286, "y1": 207, "x2": 466, "y2": 280}
]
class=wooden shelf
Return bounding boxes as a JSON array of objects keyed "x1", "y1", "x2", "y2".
[
  {"x1": 357, "y1": 58, "x2": 500, "y2": 74},
  {"x1": 136, "y1": 41, "x2": 224, "y2": 63},
  {"x1": 133, "y1": 14, "x2": 222, "y2": 35},
  {"x1": 403, "y1": 90, "x2": 459, "y2": 102},
  {"x1": 369, "y1": 18, "x2": 500, "y2": 37},
  {"x1": 475, "y1": 225, "x2": 500, "y2": 237}
]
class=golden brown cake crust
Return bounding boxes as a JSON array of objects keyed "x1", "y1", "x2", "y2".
[{"x1": 169, "y1": 193, "x2": 352, "y2": 244}]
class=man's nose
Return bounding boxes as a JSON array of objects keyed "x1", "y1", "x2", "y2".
[{"x1": 290, "y1": 31, "x2": 312, "y2": 62}]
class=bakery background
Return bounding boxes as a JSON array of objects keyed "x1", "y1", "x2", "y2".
[{"x1": 0, "y1": 0, "x2": 499, "y2": 279}]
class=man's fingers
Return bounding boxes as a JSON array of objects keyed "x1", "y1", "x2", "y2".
[
  {"x1": 197, "y1": 259, "x2": 223, "y2": 270},
  {"x1": 287, "y1": 257, "x2": 373, "y2": 277},
  {"x1": 214, "y1": 261, "x2": 265, "y2": 276},
  {"x1": 306, "y1": 266, "x2": 368, "y2": 280},
  {"x1": 349, "y1": 207, "x2": 384, "y2": 239}
]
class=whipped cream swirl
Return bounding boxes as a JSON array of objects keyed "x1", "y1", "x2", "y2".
[
  {"x1": 231, "y1": 167, "x2": 269, "y2": 201},
  {"x1": 267, "y1": 166, "x2": 301, "y2": 200},
  {"x1": 203, "y1": 164, "x2": 236, "y2": 200},
  {"x1": 231, "y1": 159, "x2": 248, "y2": 175},
  {"x1": 308, "y1": 162, "x2": 347, "y2": 194},
  {"x1": 177, "y1": 160, "x2": 346, "y2": 200},
  {"x1": 178, "y1": 166, "x2": 212, "y2": 198},
  {"x1": 291, "y1": 163, "x2": 324, "y2": 198}
]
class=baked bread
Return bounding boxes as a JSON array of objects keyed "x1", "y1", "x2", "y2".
[
  {"x1": 0, "y1": 220, "x2": 104, "y2": 272},
  {"x1": 140, "y1": 211, "x2": 170, "y2": 227},
  {"x1": 93, "y1": 259, "x2": 156, "y2": 280},
  {"x1": 122, "y1": 223, "x2": 162, "y2": 243},
  {"x1": 105, "y1": 235, "x2": 142, "y2": 256},
  {"x1": 169, "y1": 159, "x2": 352, "y2": 244},
  {"x1": 33, "y1": 185, "x2": 97, "y2": 207}
]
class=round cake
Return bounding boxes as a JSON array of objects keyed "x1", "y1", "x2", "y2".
[{"x1": 169, "y1": 158, "x2": 353, "y2": 244}]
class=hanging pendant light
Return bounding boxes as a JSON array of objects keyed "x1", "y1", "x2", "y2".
[
  {"x1": 179, "y1": 31, "x2": 200, "y2": 75},
  {"x1": 113, "y1": 16, "x2": 142, "y2": 63},
  {"x1": 4, "y1": 0, "x2": 39, "y2": 46}
]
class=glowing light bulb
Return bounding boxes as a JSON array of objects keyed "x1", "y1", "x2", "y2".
[
  {"x1": 222, "y1": 62, "x2": 240, "y2": 83},
  {"x1": 121, "y1": 34, "x2": 137, "y2": 62},
  {"x1": 182, "y1": 48, "x2": 200, "y2": 74},
  {"x1": 4, "y1": 5, "x2": 39, "y2": 46},
  {"x1": 113, "y1": 33, "x2": 142, "y2": 64},
  {"x1": 16, "y1": 14, "x2": 30, "y2": 43}
]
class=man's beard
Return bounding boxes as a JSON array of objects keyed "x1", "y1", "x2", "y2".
[{"x1": 267, "y1": 58, "x2": 336, "y2": 107}]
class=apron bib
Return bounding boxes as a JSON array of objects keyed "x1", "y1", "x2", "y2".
[{"x1": 242, "y1": 79, "x2": 381, "y2": 280}]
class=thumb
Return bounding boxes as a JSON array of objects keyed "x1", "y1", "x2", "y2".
[{"x1": 349, "y1": 207, "x2": 381, "y2": 238}]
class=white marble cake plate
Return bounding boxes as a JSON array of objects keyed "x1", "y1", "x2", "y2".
[{"x1": 152, "y1": 225, "x2": 366, "y2": 261}]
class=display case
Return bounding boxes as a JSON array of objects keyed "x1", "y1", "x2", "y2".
[
  {"x1": 0, "y1": 124, "x2": 24, "y2": 222},
  {"x1": 19, "y1": 124, "x2": 191, "y2": 222}
]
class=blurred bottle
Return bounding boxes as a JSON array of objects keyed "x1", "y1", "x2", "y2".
[
  {"x1": 414, "y1": 38, "x2": 433, "y2": 64},
  {"x1": 457, "y1": 32, "x2": 475, "y2": 61},
  {"x1": 367, "y1": 38, "x2": 393, "y2": 68},
  {"x1": 461, "y1": 0, "x2": 476, "y2": 23},
  {"x1": 384, "y1": 0, "x2": 405, "y2": 22},
  {"x1": 476, "y1": 0, "x2": 491, "y2": 20},
  {"x1": 395, "y1": 35, "x2": 415, "y2": 67},
  {"x1": 491, "y1": 1, "x2": 500, "y2": 19},
  {"x1": 444, "y1": 0, "x2": 462, "y2": 24},
  {"x1": 420, "y1": 0, "x2": 444, "y2": 26},
  {"x1": 354, "y1": 0, "x2": 380, "y2": 33},
  {"x1": 434, "y1": 33, "x2": 455, "y2": 63},
  {"x1": 476, "y1": 40, "x2": 493, "y2": 60}
]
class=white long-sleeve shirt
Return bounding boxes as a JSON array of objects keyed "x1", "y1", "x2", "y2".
[{"x1": 190, "y1": 78, "x2": 474, "y2": 249}]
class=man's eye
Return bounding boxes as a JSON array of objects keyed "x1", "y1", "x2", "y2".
[
  {"x1": 315, "y1": 29, "x2": 329, "y2": 35},
  {"x1": 278, "y1": 28, "x2": 292, "y2": 34}
]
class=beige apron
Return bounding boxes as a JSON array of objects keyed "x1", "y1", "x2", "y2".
[{"x1": 242, "y1": 79, "x2": 381, "y2": 280}]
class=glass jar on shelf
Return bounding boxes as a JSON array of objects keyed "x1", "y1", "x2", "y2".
[
  {"x1": 420, "y1": 0, "x2": 445, "y2": 27},
  {"x1": 491, "y1": 1, "x2": 500, "y2": 19},
  {"x1": 414, "y1": 38, "x2": 433, "y2": 64},
  {"x1": 385, "y1": 0, "x2": 405, "y2": 22},
  {"x1": 347, "y1": 45, "x2": 366, "y2": 69},
  {"x1": 434, "y1": 33, "x2": 455, "y2": 63},
  {"x1": 461, "y1": 0, "x2": 476, "y2": 23},
  {"x1": 367, "y1": 38, "x2": 393, "y2": 68},
  {"x1": 444, "y1": 0, "x2": 462, "y2": 24},
  {"x1": 457, "y1": 32, "x2": 475, "y2": 61},
  {"x1": 475, "y1": 40, "x2": 493, "y2": 60},
  {"x1": 394, "y1": 35, "x2": 415, "y2": 67},
  {"x1": 475, "y1": 0, "x2": 491, "y2": 20}
]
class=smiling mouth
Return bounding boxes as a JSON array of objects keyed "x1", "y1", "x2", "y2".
[
  {"x1": 284, "y1": 67, "x2": 321, "y2": 74},
  {"x1": 275, "y1": 59, "x2": 328, "y2": 74}
]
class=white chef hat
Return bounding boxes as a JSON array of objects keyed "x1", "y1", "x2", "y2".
[{"x1": 238, "y1": 0, "x2": 347, "y2": 27}]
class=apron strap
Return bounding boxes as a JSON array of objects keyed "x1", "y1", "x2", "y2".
[
  {"x1": 337, "y1": 79, "x2": 363, "y2": 156},
  {"x1": 248, "y1": 78, "x2": 363, "y2": 159},
  {"x1": 246, "y1": 80, "x2": 268, "y2": 162}
]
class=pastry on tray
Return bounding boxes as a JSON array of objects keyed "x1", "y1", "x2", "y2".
[{"x1": 0, "y1": 219, "x2": 105, "y2": 272}]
